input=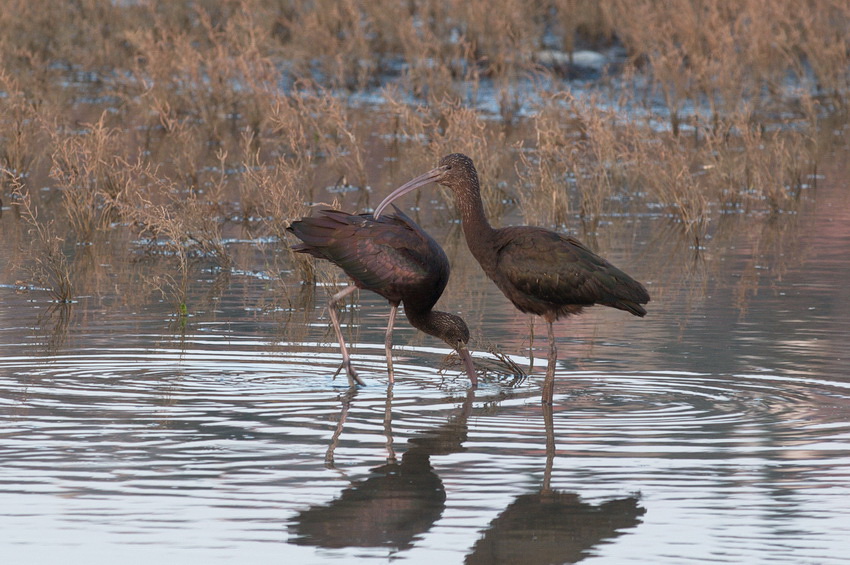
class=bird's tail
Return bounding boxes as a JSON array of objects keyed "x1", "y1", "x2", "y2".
[
  {"x1": 604, "y1": 274, "x2": 650, "y2": 317},
  {"x1": 287, "y1": 211, "x2": 352, "y2": 254},
  {"x1": 610, "y1": 299, "x2": 647, "y2": 317}
]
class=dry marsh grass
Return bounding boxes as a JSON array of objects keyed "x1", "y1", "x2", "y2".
[
  {"x1": 49, "y1": 113, "x2": 131, "y2": 242},
  {"x1": 0, "y1": 69, "x2": 46, "y2": 186},
  {"x1": 381, "y1": 88, "x2": 512, "y2": 221},
  {"x1": 123, "y1": 7, "x2": 279, "y2": 145},
  {"x1": 0, "y1": 0, "x2": 847, "y2": 302},
  {"x1": 4, "y1": 171, "x2": 73, "y2": 303}
]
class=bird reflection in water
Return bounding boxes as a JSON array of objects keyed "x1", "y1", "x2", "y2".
[
  {"x1": 465, "y1": 491, "x2": 644, "y2": 564},
  {"x1": 465, "y1": 405, "x2": 645, "y2": 564},
  {"x1": 290, "y1": 393, "x2": 644, "y2": 560},
  {"x1": 289, "y1": 388, "x2": 476, "y2": 551}
]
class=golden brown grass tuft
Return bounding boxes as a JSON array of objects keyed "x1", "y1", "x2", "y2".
[
  {"x1": 514, "y1": 94, "x2": 579, "y2": 227},
  {"x1": 382, "y1": 88, "x2": 512, "y2": 221},
  {"x1": 4, "y1": 170, "x2": 73, "y2": 303},
  {"x1": 49, "y1": 113, "x2": 130, "y2": 242},
  {"x1": 122, "y1": 5, "x2": 278, "y2": 146},
  {"x1": 237, "y1": 132, "x2": 317, "y2": 285},
  {"x1": 104, "y1": 156, "x2": 232, "y2": 315},
  {"x1": 0, "y1": 69, "x2": 46, "y2": 187},
  {"x1": 612, "y1": 0, "x2": 850, "y2": 131}
]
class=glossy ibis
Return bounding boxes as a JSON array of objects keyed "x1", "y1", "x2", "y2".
[
  {"x1": 374, "y1": 153, "x2": 649, "y2": 402},
  {"x1": 287, "y1": 207, "x2": 478, "y2": 387}
]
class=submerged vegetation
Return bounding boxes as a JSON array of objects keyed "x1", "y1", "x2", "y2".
[{"x1": 0, "y1": 0, "x2": 848, "y2": 312}]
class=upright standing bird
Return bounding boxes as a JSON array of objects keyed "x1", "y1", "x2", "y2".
[
  {"x1": 373, "y1": 153, "x2": 649, "y2": 402},
  {"x1": 287, "y1": 206, "x2": 478, "y2": 388}
]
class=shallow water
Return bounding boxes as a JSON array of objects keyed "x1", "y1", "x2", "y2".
[{"x1": 2, "y1": 157, "x2": 850, "y2": 564}]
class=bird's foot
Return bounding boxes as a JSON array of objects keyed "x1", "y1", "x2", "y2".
[
  {"x1": 346, "y1": 364, "x2": 365, "y2": 387},
  {"x1": 333, "y1": 361, "x2": 365, "y2": 387}
]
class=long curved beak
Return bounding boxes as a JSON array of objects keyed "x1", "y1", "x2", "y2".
[
  {"x1": 457, "y1": 345, "x2": 479, "y2": 388},
  {"x1": 373, "y1": 165, "x2": 448, "y2": 218}
]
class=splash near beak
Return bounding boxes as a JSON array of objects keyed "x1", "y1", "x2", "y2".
[
  {"x1": 458, "y1": 345, "x2": 479, "y2": 388},
  {"x1": 373, "y1": 166, "x2": 448, "y2": 219}
]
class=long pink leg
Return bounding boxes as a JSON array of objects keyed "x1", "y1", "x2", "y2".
[
  {"x1": 385, "y1": 302, "x2": 399, "y2": 384},
  {"x1": 328, "y1": 285, "x2": 365, "y2": 386}
]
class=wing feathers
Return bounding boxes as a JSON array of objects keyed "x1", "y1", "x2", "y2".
[
  {"x1": 495, "y1": 227, "x2": 649, "y2": 318},
  {"x1": 287, "y1": 208, "x2": 448, "y2": 303}
]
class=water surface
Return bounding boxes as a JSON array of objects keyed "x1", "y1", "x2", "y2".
[{"x1": 2, "y1": 157, "x2": 850, "y2": 564}]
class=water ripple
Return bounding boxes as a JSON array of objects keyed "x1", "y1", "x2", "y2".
[{"x1": 2, "y1": 338, "x2": 850, "y2": 564}]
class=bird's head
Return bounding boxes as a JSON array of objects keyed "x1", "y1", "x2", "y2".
[
  {"x1": 435, "y1": 153, "x2": 478, "y2": 191},
  {"x1": 438, "y1": 311, "x2": 471, "y2": 350},
  {"x1": 427, "y1": 311, "x2": 478, "y2": 387},
  {"x1": 373, "y1": 153, "x2": 479, "y2": 219}
]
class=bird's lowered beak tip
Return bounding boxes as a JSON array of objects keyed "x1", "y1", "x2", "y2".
[
  {"x1": 458, "y1": 345, "x2": 479, "y2": 388},
  {"x1": 373, "y1": 165, "x2": 448, "y2": 219}
]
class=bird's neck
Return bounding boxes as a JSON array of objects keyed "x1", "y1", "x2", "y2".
[
  {"x1": 454, "y1": 181, "x2": 499, "y2": 269},
  {"x1": 405, "y1": 308, "x2": 448, "y2": 340}
]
